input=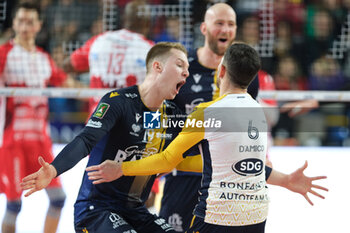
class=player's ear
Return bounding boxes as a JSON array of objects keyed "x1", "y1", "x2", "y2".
[
  {"x1": 200, "y1": 22, "x2": 206, "y2": 36},
  {"x1": 218, "y1": 63, "x2": 226, "y2": 79},
  {"x1": 152, "y1": 61, "x2": 162, "y2": 73}
]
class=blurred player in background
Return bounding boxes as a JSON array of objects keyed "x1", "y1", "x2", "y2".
[
  {"x1": 0, "y1": 2, "x2": 67, "y2": 233},
  {"x1": 63, "y1": 0, "x2": 154, "y2": 116}
]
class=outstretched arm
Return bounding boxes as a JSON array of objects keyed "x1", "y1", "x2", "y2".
[
  {"x1": 267, "y1": 161, "x2": 328, "y2": 205},
  {"x1": 86, "y1": 130, "x2": 205, "y2": 184},
  {"x1": 280, "y1": 99, "x2": 319, "y2": 117},
  {"x1": 20, "y1": 157, "x2": 57, "y2": 197}
]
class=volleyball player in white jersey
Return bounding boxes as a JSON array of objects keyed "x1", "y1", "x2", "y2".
[
  {"x1": 85, "y1": 43, "x2": 328, "y2": 233},
  {"x1": 0, "y1": 2, "x2": 67, "y2": 233},
  {"x1": 64, "y1": 0, "x2": 154, "y2": 115}
]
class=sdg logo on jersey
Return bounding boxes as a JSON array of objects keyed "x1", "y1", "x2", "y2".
[{"x1": 143, "y1": 111, "x2": 161, "y2": 129}]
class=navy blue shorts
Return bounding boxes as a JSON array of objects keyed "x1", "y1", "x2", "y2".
[
  {"x1": 160, "y1": 175, "x2": 202, "y2": 232},
  {"x1": 187, "y1": 216, "x2": 266, "y2": 233},
  {"x1": 75, "y1": 207, "x2": 175, "y2": 233}
]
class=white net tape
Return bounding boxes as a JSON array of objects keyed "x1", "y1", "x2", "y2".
[{"x1": 0, "y1": 88, "x2": 350, "y2": 102}]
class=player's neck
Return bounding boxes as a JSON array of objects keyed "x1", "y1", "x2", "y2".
[
  {"x1": 13, "y1": 37, "x2": 36, "y2": 51},
  {"x1": 197, "y1": 46, "x2": 222, "y2": 70},
  {"x1": 138, "y1": 82, "x2": 164, "y2": 111},
  {"x1": 219, "y1": 80, "x2": 247, "y2": 96}
]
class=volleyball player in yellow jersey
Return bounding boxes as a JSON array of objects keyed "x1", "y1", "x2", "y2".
[{"x1": 85, "y1": 43, "x2": 328, "y2": 233}]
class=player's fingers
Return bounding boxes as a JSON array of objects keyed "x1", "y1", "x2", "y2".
[
  {"x1": 38, "y1": 156, "x2": 48, "y2": 167},
  {"x1": 85, "y1": 165, "x2": 100, "y2": 172},
  {"x1": 310, "y1": 190, "x2": 325, "y2": 199},
  {"x1": 312, "y1": 184, "x2": 328, "y2": 192},
  {"x1": 92, "y1": 179, "x2": 107, "y2": 185},
  {"x1": 22, "y1": 173, "x2": 38, "y2": 182},
  {"x1": 87, "y1": 171, "x2": 101, "y2": 177},
  {"x1": 88, "y1": 174, "x2": 102, "y2": 181},
  {"x1": 311, "y1": 176, "x2": 327, "y2": 181},
  {"x1": 20, "y1": 179, "x2": 35, "y2": 187},
  {"x1": 299, "y1": 160, "x2": 308, "y2": 172},
  {"x1": 304, "y1": 194, "x2": 313, "y2": 206},
  {"x1": 24, "y1": 188, "x2": 38, "y2": 197},
  {"x1": 21, "y1": 183, "x2": 35, "y2": 190}
]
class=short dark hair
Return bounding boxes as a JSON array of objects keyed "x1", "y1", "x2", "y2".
[
  {"x1": 223, "y1": 43, "x2": 261, "y2": 88},
  {"x1": 14, "y1": 1, "x2": 41, "y2": 19},
  {"x1": 146, "y1": 42, "x2": 187, "y2": 73}
]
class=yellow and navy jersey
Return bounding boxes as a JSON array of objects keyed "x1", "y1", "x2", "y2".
[
  {"x1": 51, "y1": 85, "x2": 183, "y2": 224},
  {"x1": 172, "y1": 50, "x2": 260, "y2": 115},
  {"x1": 172, "y1": 50, "x2": 219, "y2": 115},
  {"x1": 123, "y1": 93, "x2": 269, "y2": 226}
]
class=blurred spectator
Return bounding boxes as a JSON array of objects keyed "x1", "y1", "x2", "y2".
[
  {"x1": 238, "y1": 15, "x2": 260, "y2": 50},
  {"x1": 154, "y1": 16, "x2": 180, "y2": 42},
  {"x1": 235, "y1": 0, "x2": 260, "y2": 22},
  {"x1": 43, "y1": 0, "x2": 100, "y2": 51},
  {"x1": 273, "y1": 0, "x2": 306, "y2": 38},
  {"x1": 302, "y1": 9, "x2": 335, "y2": 75},
  {"x1": 274, "y1": 20, "x2": 305, "y2": 60},
  {"x1": 308, "y1": 55, "x2": 345, "y2": 90},
  {"x1": 274, "y1": 55, "x2": 307, "y2": 90}
]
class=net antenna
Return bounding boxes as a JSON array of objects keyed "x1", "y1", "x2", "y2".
[{"x1": 328, "y1": 12, "x2": 350, "y2": 59}]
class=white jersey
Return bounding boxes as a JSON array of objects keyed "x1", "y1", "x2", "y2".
[
  {"x1": 71, "y1": 29, "x2": 153, "y2": 88},
  {"x1": 193, "y1": 93, "x2": 269, "y2": 226},
  {"x1": 70, "y1": 29, "x2": 153, "y2": 115},
  {"x1": 0, "y1": 40, "x2": 66, "y2": 145}
]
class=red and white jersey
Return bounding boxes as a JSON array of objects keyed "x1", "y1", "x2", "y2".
[
  {"x1": 0, "y1": 40, "x2": 66, "y2": 146},
  {"x1": 71, "y1": 29, "x2": 154, "y2": 88},
  {"x1": 70, "y1": 29, "x2": 154, "y2": 114}
]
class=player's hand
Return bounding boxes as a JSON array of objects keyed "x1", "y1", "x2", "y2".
[
  {"x1": 21, "y1": 156, "x2": 57, "y2": 197},
  {"x1": 280, "y1": 99, "x2": 319, "y2": 117},
  {"x1": 86, "y1": 160, "x2": 123, "y2": 184},
  {"x1": 285, "y1": 161, "x2": 328, "y2": 205}
]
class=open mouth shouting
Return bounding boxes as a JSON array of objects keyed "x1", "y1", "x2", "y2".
[{"x1": 176, "y1": 80, "x2": 186, "y2": 94}]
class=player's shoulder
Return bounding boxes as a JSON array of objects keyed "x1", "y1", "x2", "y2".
[
  {"x1": 187, "y1": 49, "x2": 198, "y2": 64},
  {"x1": 0, "y1": 40, "x2": 14, "y2": 53},
  {"x1": 164, "y1": 100, "x2": 182, "y2": 112},
  {"x1": 106, "y1": 29, "x2": 154, "y2": 46},
  {"x1": 102, "y1": 85, "x2": 139, "y2": 102}
]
